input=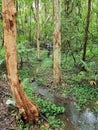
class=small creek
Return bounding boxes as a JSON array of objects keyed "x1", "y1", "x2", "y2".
[{"x1": 31, "y1": 82, "x2": 98, "y2": 130}]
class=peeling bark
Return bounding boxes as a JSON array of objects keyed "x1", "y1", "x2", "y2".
[
  {"x1": 53, "y1": 0, "x2": 61, "y2": 85},
  {"x1": 2, "y1": 0, "x2": 39, "y2": 124}
]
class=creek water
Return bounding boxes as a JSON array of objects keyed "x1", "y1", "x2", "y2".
[
  {"x1": 31, "y1": 82, "x2": 98, "y2": 130},
  {"x1": 60, "y1": 101, "x2": 98, "y2": 130}
]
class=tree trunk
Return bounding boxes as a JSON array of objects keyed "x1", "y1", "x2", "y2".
[
  {"x1": 2, "y1": 0, "x2": 39, "y2": 124},
  {"x1": 53, "y1": 0, "x2": 61, "y2": 85},
  {"x1": 36, "y1": 0, "x2": 40, "y2": 61},
  {"x1": 82, "y1": 0, "x2": 91, "y2": 62}
]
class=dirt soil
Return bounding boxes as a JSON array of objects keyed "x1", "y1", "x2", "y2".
[{"x1": 0, "y1": 81, "x2": 18, "y2": 130}]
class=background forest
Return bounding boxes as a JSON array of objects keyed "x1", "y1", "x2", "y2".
[{"x1": 0, "y1": 0, "x2": 98, "y2": 130}]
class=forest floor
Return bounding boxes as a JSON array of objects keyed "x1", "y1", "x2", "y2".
[
  {"x1": 0, "y1": 81, "x2": 48, "y2": 130},
  {"x1": 0, "y1": 81, "x2": 18, "y2": 130}
]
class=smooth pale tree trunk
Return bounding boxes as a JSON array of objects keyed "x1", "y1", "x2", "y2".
[
  {"x1": 82, "y1": 0, "x2": 91, "y2": 62},
  {"x1": 36, "y1": 0, "x2": 40, "y2": 61},
  {"x1": 53, "y1": 0, "x2": 61, "y2": 85},
  {"x1": 2, "y1": 0, "x2": 39, "y2": 124}
]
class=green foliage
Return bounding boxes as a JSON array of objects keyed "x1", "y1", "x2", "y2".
[
  {"x1": 17, "y1": 120, "x2": 34, "y2": 130},
  {"x1": 0, "y1": 48, "x2": 6, "y2": 73},
  {"x1": 95, "y1": 74, "x2": 98, "y2": 81},
  {"x1": 40, "y1": 126, "x2": 49, "y2": 130},
  {"x1": 0, "y1": 48, "x2": 5, "y2": 65},
  {"x1": 17, "y1": 120, "x2": 24, "y2": 130},
  {"x1": 48, "y1": 116, "x2": 64, "y2": 129},
  {"x1": 92, "y1": 47, "x2": 98, "y2": 55},
  {"x1": 19, "y1": 34, "x2": 25, "y2": 42},
  {"x1": 21, "y1": 78, "x2": 65, "y2": 128},
  {"x1": 35, "y1": 51, "x2": 53, "y2": 85},
  {"x1": 62, "y1": 89, "x2": 67, "y2": 97},
  {"x1": 69, "y1": 84, "x2": 98, "y2": 112},
  {"x1": 36, "y1": 98, "x2": 65, "y2": 117},
  {"x1": 36, "y1": 97, "x2": 65, "y2": 129},
  {"x1": 39, "y1": 55, "x2": 52, "y2": 72},
  {"x1": 17, "y1": 41, "x2": 37, "y2": 62},
  {"x1": 21, "y1": 78, "x2": 33, "y2": 100},
  {"x1": 76, "y1": 71, "x2": 86, "y2": 81},
  {"x1": 93, "y1": 105, "x2": 98, "y2": 113},
  {"x1": 19, "y1": 67, "x2": 30, "y2": 80},
  {"x1": 37, "y1": 77, "x2": 44, "y2": 85}
]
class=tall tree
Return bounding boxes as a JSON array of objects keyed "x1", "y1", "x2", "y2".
[
  {"x1": 53, "y1": 0, "x2": 61, "y2": 85},
  {"x1": 82, "y1": 0, "x2": 91, "y2": 62},
  {"x1": 36, "y1": 0, "x2": 40, "y2": 60},
  {"x1": 2, "y1": 0, "x2": 39, "y2": 124}
]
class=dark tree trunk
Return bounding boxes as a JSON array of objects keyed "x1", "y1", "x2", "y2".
[{"x1": 82, "y1": 0, "x2": 91, "y2": 62}]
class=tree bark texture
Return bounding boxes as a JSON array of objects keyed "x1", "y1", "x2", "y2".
[
  {"x1": 82, "y1": 0, "x2": 91, "y2": 61},
  {"x1": 35, "y1": 0, "x2": 40, "y2": 61},
  {"x1": 2, "y1": 0, "x2": 39, "y2": 124},
  {"x1": 53, "y1": 0, "x2": 61, "y2": 85}
]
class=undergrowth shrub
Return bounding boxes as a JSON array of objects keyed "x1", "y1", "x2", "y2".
[{"x1": 69, "y1": 84, "x2": 98, "y2": 113}]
